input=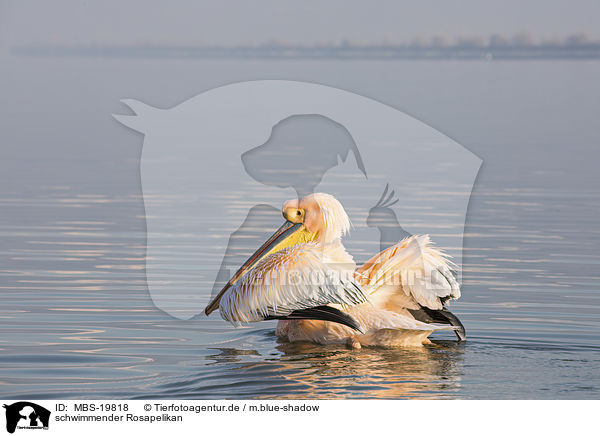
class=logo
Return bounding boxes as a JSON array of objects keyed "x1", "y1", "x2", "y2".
[{"x1": 3, "y1": 402, "x2": 50, "y2": 434}]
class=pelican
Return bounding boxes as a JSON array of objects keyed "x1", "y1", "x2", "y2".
[{"x1": 205, "y1": 193, "x2": 465, "y2": 348}]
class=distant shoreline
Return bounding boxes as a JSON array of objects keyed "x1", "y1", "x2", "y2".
[{"x1": 12, "y1": 44, "x2": 600, "y2": 60}]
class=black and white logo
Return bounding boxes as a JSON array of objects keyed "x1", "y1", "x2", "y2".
[{"x1": 3, "y1": 402, "x2": 50, "y2": 434}]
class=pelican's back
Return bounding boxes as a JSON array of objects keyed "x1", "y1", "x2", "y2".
[{"x1": 356, "y1": 235, "x2": 465, "y2": 340}]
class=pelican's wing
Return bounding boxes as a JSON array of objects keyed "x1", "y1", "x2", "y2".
[
  {"x1": 356, "y1": 235, "x2": 460, "y2": 310},
  {"x1": 219, "y1": 243, "x2": 368, "y2": 324}
]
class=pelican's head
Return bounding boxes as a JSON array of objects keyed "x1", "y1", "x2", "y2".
[
  {"x1": 205, "y1": 193, "x2": 350, "y2": 315},
  {"x1": 282, "y1": 193, "x2": 351, "y2": 244}
]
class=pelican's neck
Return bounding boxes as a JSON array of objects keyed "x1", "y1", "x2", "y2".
[{"x1": 318, "y1": 238, "x2": 355, "y2": 273}]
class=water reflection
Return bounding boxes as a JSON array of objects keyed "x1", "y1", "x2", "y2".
[{"x1": 202, "y1": 339, "x2": 464, "y2": 399}]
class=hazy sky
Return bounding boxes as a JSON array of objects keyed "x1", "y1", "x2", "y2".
[{"x1": 2, "y1": 0, "x2": 600, "y2": 48}]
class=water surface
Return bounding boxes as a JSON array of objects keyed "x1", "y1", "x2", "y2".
[{"x1": 1, "y1": 58, "x2": 599, "y2": 399}]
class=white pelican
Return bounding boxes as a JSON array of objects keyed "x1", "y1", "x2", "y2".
[{"x1": 205, "y1": 193, "x2": 465, "y2": 348}]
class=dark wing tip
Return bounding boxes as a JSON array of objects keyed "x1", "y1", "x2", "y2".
[
  {"x1": 267, "y1": 305, "x2": 365, "y2": 333},
  {"x1": 408, "y1": 306, "x2": 466, "y2": 342}
]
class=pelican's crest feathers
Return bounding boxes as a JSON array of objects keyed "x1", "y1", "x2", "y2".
[{"x1": 309, "y1": 193, "x2": 351, "y2": 243}]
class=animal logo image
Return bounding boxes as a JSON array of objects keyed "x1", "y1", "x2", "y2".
[
  {"x1": 3, "y1": 402, "x2": 50, "y2": 434},
  {"x1": 113, "y1": 80, "x2": 481, "y2": 319}
]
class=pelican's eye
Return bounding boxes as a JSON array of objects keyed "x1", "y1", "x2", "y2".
[{"x1": 283, "y1": 208, "x2": 305, "y2": 224}]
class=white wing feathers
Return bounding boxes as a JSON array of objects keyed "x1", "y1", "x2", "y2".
[
  {"x1": 219, "y1": 243, "x2": 368, "y2": 324},
  {"x1": 356, "y1": 235, "x2": 460, "y2": 310}
]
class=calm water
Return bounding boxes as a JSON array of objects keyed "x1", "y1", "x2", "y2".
[{"x1": 1, "y1": 58, "x2": 599, "y2": 399}]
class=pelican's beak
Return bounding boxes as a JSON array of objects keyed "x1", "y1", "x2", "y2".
[{"x1": 204, "y1": 220, "x2": 303, "y2": 316}]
